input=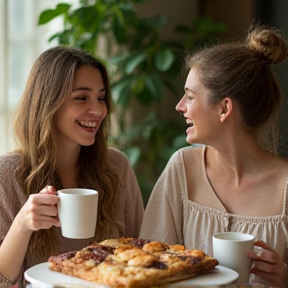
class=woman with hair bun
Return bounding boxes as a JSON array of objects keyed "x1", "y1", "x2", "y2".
[
  {"x1": 0, "y1": 46, "x2": 144, "y2": 287},
  {"x1": 140, "y1": 24, "x2": 288, "y2": 286}
]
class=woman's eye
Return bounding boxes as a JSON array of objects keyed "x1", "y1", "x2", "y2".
[
  {"x1": 75, "y1": 96, "x2": 88, "y2": 100},
  {"x1": 186, "y1": 94, "x2": 193, "y2": 100},
  {"x1": 98, "y1": 94, "x2": 106, "y2": 101}
]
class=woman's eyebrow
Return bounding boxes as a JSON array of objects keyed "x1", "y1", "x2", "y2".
[
  {"x1": 72, "y1": 87, "x2": 92, "y2": 92},
  {"x1": 185, "y1": 87, "x2": 194, "y2": 93},
  {"x1": 72, "y1": 87, "x2": 106, "y2": 92}
]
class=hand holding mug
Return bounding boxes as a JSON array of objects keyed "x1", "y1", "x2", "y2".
[
  {"x1": 247, "y1": 240, "x2": 288, "y2": 287},
  {"x1": 16, "y1": 185, "x2": 60, "y2": 232}
]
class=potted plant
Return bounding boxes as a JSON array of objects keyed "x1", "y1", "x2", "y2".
[{"x1": 38, "y1": 0, "x2": 226, "y2": 203}]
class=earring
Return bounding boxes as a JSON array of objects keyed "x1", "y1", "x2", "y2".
[{"x1": 220, "y1": 113, "x2": 225, "y2": 122}]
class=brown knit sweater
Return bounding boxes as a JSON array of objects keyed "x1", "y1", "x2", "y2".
[{"x1": 0, "y1": 147, "x2": 144, "y2": 286}]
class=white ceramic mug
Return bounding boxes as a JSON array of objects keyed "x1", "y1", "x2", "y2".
[
  {"x1": 212, "y1": 232, "x2": 255, "y2": 283},
  {"x1": 57, "y1": 188, "x2": 98, "y2": 239}
]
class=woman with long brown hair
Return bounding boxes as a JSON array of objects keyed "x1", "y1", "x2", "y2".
[{"x1": 0, "y1": 46, "x2": 144, "y2": 287}]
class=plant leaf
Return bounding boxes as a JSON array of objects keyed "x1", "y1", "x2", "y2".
[
  {"x1": 117, "y1": 85, "x2": 131, "y2": 107},
  {"x1": 69, "y1": 6, "x2": 102, "y2": 32},
  {"x1": 38, "y1": 10, "x2": 61, "y2": 25},
  {"x1": 112, "y1": 9, "x2": 127, "y2": 44},
  {"x1": 125, "y1": 52, "x2": 146, "y2": 74},
  {"x1": 125, "y1": 146, "x2": 141, "y2": 166},
  {"x1": 109, "y1": 53, "x2": 130, "y2": 65},
  {"x1": 38, "y1": 3, "x2": 71, "y2": 25},
  {"x1": 144, "y1": 73, "x2": 162, "y2": 100},
  {"x1": 154, "y1": 48, "x2": 175, "y2": 72},
  {"x1": 111, "y1": 76, "x2": 134, "y2": 106},
  {"x1": 56, "y1": 3, "x2": 71, "y2": 13}
]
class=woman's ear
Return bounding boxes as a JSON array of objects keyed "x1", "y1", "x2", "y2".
[{"x1": 219, "y1": 98, "x2": 232, "y2": 122}]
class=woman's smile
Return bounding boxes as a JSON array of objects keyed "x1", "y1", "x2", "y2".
[{"x1": 53, "y1": 65, "x2": 107, "y2": 148}]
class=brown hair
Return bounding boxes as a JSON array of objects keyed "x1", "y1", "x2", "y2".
[
  {"x1": 13, "y1": 46, "x2": 120, "y2": 259},
  {"x1": 186, "y1": 24, "x2": 288, "y2": 152}
]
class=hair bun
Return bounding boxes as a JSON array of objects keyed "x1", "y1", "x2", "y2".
[{"x1": 247, "y1": 25, "x2": 288, "y2": 64}]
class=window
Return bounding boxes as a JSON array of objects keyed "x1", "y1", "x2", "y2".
[{"x1": 0, "y1": 0, "x2": 71, "y2": 154}]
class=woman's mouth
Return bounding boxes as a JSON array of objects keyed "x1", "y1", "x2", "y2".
[
  {"x1": 186, "y1": 119, "x2": 194, "y2": 127},
  {"x1": 77, "y1": 121, "x2": 97, "y2": 128}
]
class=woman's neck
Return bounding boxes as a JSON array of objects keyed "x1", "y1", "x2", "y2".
[
  {"x1": 56, "y1": 145, "x2": 81, "y2": 188},
  {"x1": 206, "y1": 140, "x2": 274, "y2": 185}
]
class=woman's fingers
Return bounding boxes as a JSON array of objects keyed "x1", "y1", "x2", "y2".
[
  {"x1": 18, "y1": 188, "x2": 61, "y2": 231},
  {"x1": 39, "y1": 185, "x2": 57, "y2": 195},
  {"x1": 254, "y1": 240, "x2": 277, "y2": 253},
  {"x1": 29, "y1": 192, "x2": 58, "y2": 207},
  {"x1": 247, "y1": 241, "x2": 287, "y2": 287},
  {"x1": 252, "y1": 257, "x2": 279, "y2": 273},
  {"x1": 30, "y1": 214, "x2": 60, "y2": 230},
  {"x1": 250, "y1": 265, "x2": 287, "y2": 287},
  {"x1": 29, "y1": 198, "x2": 58, "y2": 217},
  {"x1": 250, "y1": 267, "x2": 282, "y2": 285},
  {"x1": 248, "y1": 247, "x2": 278, "y2": 265}
]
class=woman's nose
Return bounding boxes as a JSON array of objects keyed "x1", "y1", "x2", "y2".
[
  {"x1": 89, "y1": 100, "x2": 103, "y2": 116},
  {"x1": 175, "y1": 97, "x2": 186, "y2": 112}
]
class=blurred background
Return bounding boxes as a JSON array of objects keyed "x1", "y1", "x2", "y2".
[{"x1": 1, "y1": 0, "x2": 288, "y2": 204}]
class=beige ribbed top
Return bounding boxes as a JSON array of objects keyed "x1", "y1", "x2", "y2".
[{"x1": 140, "y1": 145, "x2": 288, "y2": 264}]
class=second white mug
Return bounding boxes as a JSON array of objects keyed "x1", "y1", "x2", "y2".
[{"x1": 212, "y1": 231, "x2": 255, "y2": 283}]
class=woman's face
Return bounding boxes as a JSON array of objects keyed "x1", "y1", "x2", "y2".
[
  {"x1": 175, "y1": 67, "x2": 221, "y2": 145},
  {"x1": 53, "y1": 65, "x2": 107, "y2": 150}
]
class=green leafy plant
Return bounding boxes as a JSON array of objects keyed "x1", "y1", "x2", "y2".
[{"x1": 38, "y1": 0, "x2": 226, "y2": 204}]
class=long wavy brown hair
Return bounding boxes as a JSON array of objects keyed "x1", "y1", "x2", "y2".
[{"x1": 13, "y1": 46, "x2": 120, "y2": 259}]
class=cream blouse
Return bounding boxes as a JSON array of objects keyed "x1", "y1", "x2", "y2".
[{"x1": 140, "y1": 145, "x2": 288, "y2": 264}]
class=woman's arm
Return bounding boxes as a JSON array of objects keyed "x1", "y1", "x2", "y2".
[
  {"x1": 111, "y1": 148, "x2": 144, "y2": 238},
  {"x1": 123, "y1": 162, "x2": 144, "y2": 238},
  {"x1": 0, "y1": 214, "x2": 33, "y2": 284},
  {"x1": 140, "y1": 151, "x2": 184, "y2": 245},
  {"x1": 0, "y1": 186, "x2": 60, "y2": 284}
]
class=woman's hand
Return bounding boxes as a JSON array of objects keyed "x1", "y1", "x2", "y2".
[
  {"x1": 247, "y1": 240, "x2": 287, "y2": 287},
  {"x1": 16, "y1": 185, "x2": 61, "y2": 232}
]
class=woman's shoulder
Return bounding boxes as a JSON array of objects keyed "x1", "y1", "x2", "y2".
[
  {"x1": 106, "y1": 147, "x2": 138, "y2": 183},
  {"x1": 0, "y1": 153, "x2": 22, "y2": 189},
  {"x1": 107, "y1": 147, "x2": 130, "y2": 170},
  {"x1": 107, "y1": 146, "x2": 129, "y2": 161},
  {"x1": 170, "y1": 144, "x2": 205, "y2": 162},
  {"x1": 0, "y1": 152, "x2": 21, "y2": 170}
]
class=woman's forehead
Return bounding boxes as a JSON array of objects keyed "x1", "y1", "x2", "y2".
[{"x1": 185, "y1": 68, "x2": 203, "y2": 91}]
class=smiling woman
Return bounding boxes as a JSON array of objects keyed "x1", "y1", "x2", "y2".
[
  {"x1": 140, "y1": 23, "x2": 288, "y2": 287},
  {"x1": 0, "y1": 46, "x2": 144, "y2": 287}
]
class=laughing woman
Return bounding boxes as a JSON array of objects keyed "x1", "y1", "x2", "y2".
[
  {"x1": 140, "y1": 24, "x2": 288, "y2": 286},
  {"x1": 0, "y1": 46, "x2": 144, "y2": 287}
]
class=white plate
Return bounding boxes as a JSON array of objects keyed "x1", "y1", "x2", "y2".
[
  {"x1": 165, "y1": 266, "x2": 239, "y2": 287},
  {"x1": 24, "y1": 262, "x2": 108, "y2": 288},
  {"x1": 25, "y1": 262, "x2": 238, "y2": 288}
]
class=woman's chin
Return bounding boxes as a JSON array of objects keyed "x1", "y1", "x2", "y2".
[
  {"x1": 186, "y1": 137, "x2": 195, "y2": 145},
  {"x1": 79, "y1": 139, "x2": 96, "y2": 147}
]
